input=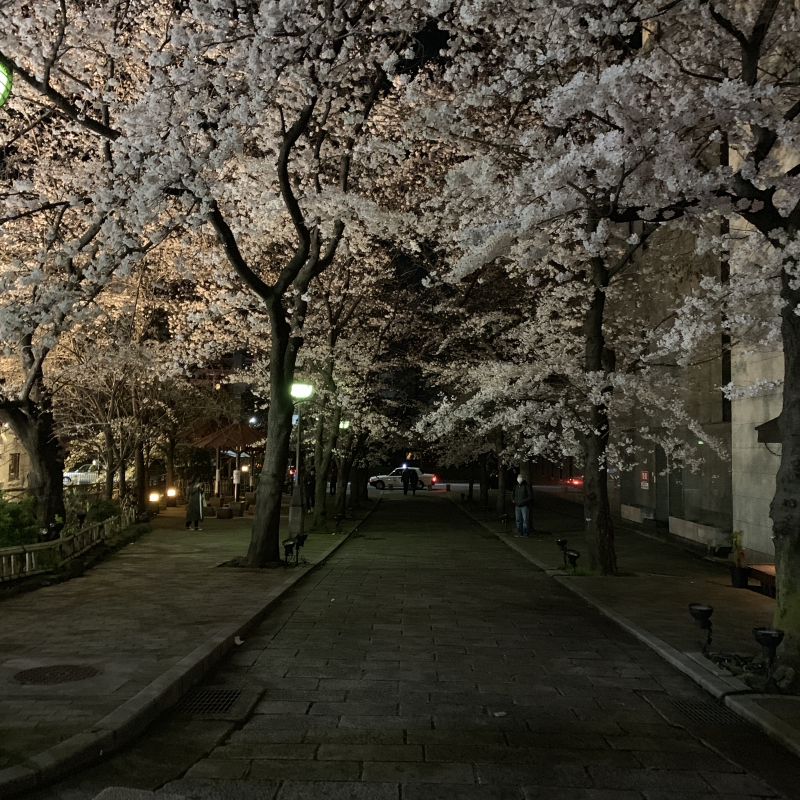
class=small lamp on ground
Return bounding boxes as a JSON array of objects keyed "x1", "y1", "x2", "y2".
[
  {"x1": 166, "y1": 487, "x2": 177, "y2": 507},
  {"x1": 289, "y1": 382, "x2": 314, "y2": 540},
  {"x1": 148, "y1": 491, "x2": 160, "y2": 516}
]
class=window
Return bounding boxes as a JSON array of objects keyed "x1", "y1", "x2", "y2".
[{"x1": 8, "y1": 453, "x2": 20, "y2": 481}]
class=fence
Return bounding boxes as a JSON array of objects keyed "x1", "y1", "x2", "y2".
[{"x1": 0, "y1": 507, "x2": 137, "y2": 583}]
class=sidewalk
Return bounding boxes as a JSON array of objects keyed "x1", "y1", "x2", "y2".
[
  {"x1": 0, "y1": 497, "x2": 377, "y2": 796},
  {"x1": 453, "y1": 489, "x2": 800, "y2": 759}
]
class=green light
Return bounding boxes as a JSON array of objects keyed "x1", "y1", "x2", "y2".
[
  {"x1": 339, "y1": 420, "x2": 350, "y2": 429},
  {"x1": 0, "y1": 61, "x2": 12, "y2": 108},
  {"x1": 290, "y1": 383, "x2": 313, "y2": 400}
]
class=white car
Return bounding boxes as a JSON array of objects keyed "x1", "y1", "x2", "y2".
[
  {"x1": 369, "y1": 467, "x2": 438, "y2": 491},
  {"x1": 63, "y1": 463, "x2": 101, "y2": 486}
]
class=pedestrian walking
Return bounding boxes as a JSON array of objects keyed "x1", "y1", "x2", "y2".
[
  {"x1": 400, "y1": 467, "x2": 417, "y2": 494},
  {"x1": 185, "y1": 481, "x2": 205, "y2": 531},
  {"x1": 304, "y1": 467, "x2": 317, "y2": 512},
  {"x1": 512, "y1": 474, "x2": 532, "y2": 537}
]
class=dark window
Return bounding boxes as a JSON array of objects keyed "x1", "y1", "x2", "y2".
[{"x1": 8, "y1": 453, "x2": 20, "y2": 481}]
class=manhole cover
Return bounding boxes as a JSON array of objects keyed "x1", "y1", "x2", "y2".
[
  {"x1": 176, "y1": 688, "x2": 244, "y2": 715},
  {"x1": 14, "y1": 665, "x2": 101, "y2": 685},
  {"x1": 671, "y1": 700, "x2": 745, "y2": 726}
]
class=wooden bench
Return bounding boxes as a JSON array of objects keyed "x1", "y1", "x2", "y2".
[{"x1": 748, "y1": 564, "x2": 776, "y2": 597}]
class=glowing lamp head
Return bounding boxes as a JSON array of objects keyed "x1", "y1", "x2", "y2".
[
  {"x1": 166, "y1": 488, "x2": 177, "y2": 498},
  {"x1": 148, "y1": 492, "x2": 160, "y2": 503},
  {"x1": 241, "y1": 465, "x2": 249, "y2": 473},
  {"x1": 290, "y1": 383, "x2": 313, "y2": 400},
  {"x1": 339, "y1": 420, "x2": 350, "y2": 429},
  {"x1": 249, "y1": 416, "x2": 257, "y2": 424},
  {"x1": 0, "y1": 62, "x2": 12, "y2": 108}
]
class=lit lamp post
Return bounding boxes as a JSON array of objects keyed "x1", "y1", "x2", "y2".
[
  {"x1": 0, "y1": 61, "x2": 12, "y2": 109},
  {"x1": 288, "y1": 382, "x2": 313, "y2": 538}
]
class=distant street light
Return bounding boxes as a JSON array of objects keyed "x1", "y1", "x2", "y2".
[
  {"x1": 0, "y1": 61, "x2": 12, "y2": 108},
  {"x1": 289, "y1": 382, "x2": 314, "y2": 540},
  {"x1": 339, "y1": 420, "x2": 350, "y2": 429},
  {"x1": 249, "y1": 416, "x2": 258, "y2": 424}
]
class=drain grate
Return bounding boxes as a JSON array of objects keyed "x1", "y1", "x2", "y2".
[
  {"x1": 671, "y1": 700, "x2": 746, "y2": 726},
  {"x1": 176, "y1": 688, "x2": 244, "y2": 715},
  {"x1": 14, "y1": 665, "x2": 100, "y2": 685}
]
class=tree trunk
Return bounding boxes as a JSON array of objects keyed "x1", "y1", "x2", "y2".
[
  {"x1": 583, "y1": 240, "x2": 617, "y2": 575},
  {"x1": 771, "y1": 268, "x2": 800, "y2": 659},
  {"x1": 103, "y1": 425, "x2": 115, "y2": 501},
  {"x1": 313, "y1": 406, "x2": 342, "y2": 530},
  {"x1": 360, "y1": 464, "x2": 370, "y2": 502},
  {"x1": 119, "y1": 457, "x2": 127, "y2": 498},
  {"x1": 165, "y1": 435, "x2": 176, "y2": 489},
  {"x1": 134, "y1": 440, "x2": 147, "y2": 514},
  {"x1": 3, "y1": 406, "x2": 65, "y2": 530},
  {"x1": 468, "y1": 462, "x2": 475, "y2": 501},
  {"x1": 479, "y1": 455, "x2": 489, "y2": 508},
  {"x1": 334, "y1": 431, "x2": 355, "y2": 519},
  {"x1": 495, "y1": 433, "x2": 506, "y2": 516}
]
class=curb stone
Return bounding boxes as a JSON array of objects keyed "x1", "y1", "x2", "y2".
[
  {"x1": 0, "y1": 502, "x2": 378, "y2": 799},
  {"x1": 449, "y1": 496, "x2": 800, "y2": 761}
]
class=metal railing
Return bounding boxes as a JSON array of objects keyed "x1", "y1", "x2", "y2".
[{"x1": 0, "y1": 508, "x2": 137, "y2": 583}]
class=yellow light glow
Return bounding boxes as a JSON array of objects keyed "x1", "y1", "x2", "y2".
[
  {"x1": 166, "y1": 488, "x2": 177, "y2": 497},
  {"x1": 149, "y1": 492, "x2": 160, "y2": 502},
  {"x1": 241, "y1": 465, "x2": 249, "y2": 473},
  {"x1": 290, "y1": 382, "x2": 313, "y2": 399}
]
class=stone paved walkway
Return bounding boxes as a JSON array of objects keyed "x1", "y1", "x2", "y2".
[
  {"x1": 46, "y1": 490, "x2": 797, "y2": 800},
  {"x1": 0, "y1": 502, "x2": 353, "y2": 774}
]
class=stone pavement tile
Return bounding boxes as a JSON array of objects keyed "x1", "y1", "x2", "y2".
[
  {"x1": 698, "y1": 771, "x2": 781, "y2": 795},
  {"x1": 402, "y1": 785, "x2": 525, "y2": 800},
  {"x1": 316, "y1": 744, "x2": 423, "y2": 761},
  {"x1": 159, "y1": 779, "x2": 279, "y2": 800},
  {"x1": 523, "y1": 790, "x2": 640, "y2": 800},
  {"x1": 245, "y1": 715, "x2": 338, "y2": 732},
  {"x1": 210, "y1": 744, "x2": 317, "y2": 760},
  {"x1": 252, "y1": 701, "x2": 311, "y2": 715},
  {"x1": 184, "y1": 759, "x2": 251, "y2": 781},
  {"x1": 634, "y1": 750, "x2": 745, "y2": 772},
  {"x1": 586, "y1": 766, "x2": 712, "y2": 792},
  {"x1": 360, "y1": 761, "x2": 474, "y2": 784},
  {"x1": 504, "y1": 732, "x2": 609, "y2": 749},
  {"x1": 276, "y1": 781, "x2": 399, "y2": 800},
  {"x1": 337, "y1": 714, "x2": 431, "y2": 730},
  {"x1": 405, "y1": 729, "x2": 506, "y2": 745},
  {"x1": 247, "y1": 760, "x2": 360, "y2": 782},
  {"x1": 606, "y1": 735, "x2": 708, "y2": 753},
  {"x1": 308, "y1": 702, "x2": 398, "y2": 716},
  {"x1": 474, "y1": 763, "x2": 592, "y2": 787},
  {"x1": 302, "y1": 728, "x2": 405, "y2": 745},
  {"x1": 227, "y1": 730, "x2": 306, "y2": 745}
]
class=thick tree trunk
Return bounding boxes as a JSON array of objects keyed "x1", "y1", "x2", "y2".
[
  {"x1": 583, "y1": 243, "x2": 617, "y2": 575},
  {"x1": 119, "y1": 458, "x2": 127, "y2": 498},
  {"x1": 4, "y1": 406, "x2": 65, "y2": 530},
  {"x1": 771, "y1": 269, "x2": 800, "y2": 659}
]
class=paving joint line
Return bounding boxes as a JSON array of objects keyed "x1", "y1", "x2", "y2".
[
  {"x1": 0, "y1": 499, "x2": 379, "y2": 799},
  {"x1": 449, "y1": 495, "x2": 800, "y2": 763}
]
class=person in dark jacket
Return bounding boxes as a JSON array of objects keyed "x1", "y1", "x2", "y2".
[
  {"x1": 185, "y1": 481, "x2": 204, "y2": 531},
  {"x1": 304, "y1": 467, "x2": 317, "y2": 511},
  {"x1": 511, "y1": 474, "x2": 532, "y2": 537},
  {"x1": 401, "y1": 467, "x2": 417, "y2": 495}
]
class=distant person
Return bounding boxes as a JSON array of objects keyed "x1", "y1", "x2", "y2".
[
  {"x1": 329, "y1": 465, "x2": 337, "y2": 495},
  {"x1": 305, "y1": 467, "x2": 317, "y2": 511},
  {"x1": 402, "y1": 466, "x2": 418, "y2": 496},
  {"x1": 185, "y1": 481, "x2": 204, "y2": 531},
  {"x1": 512, "y1": 474, "x2": 532, "y2": 537}
]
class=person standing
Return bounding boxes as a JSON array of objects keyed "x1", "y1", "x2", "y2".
[
  {"x1": 329, "y1": 464, "x2": 338, "y2": 496},
  {"x1": 409, "y1": 468, "x2": 419, "y2": 496},
  {"x1": 401, "y1": 466, "x2": 414, "y2": 495},
  {"x1": 185, "y1": 480, "x2": 204, "y2": 531},
  {"x1": 305, "y1": 467, "x2": 317, "y2": 512},
  {"x1": 511, "y1": 474, "x2": 532, "y2": 537}
]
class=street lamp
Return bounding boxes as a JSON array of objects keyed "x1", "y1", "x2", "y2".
[
  {"x1": 289, "y1": 382, "x2": 314, "y2": 538},
  {"x1": 339, "y1": 420, "x2": 350, "y2": 429},
  {"x1": 0, "y1": 61, "x2": 12, "y2": 109}
]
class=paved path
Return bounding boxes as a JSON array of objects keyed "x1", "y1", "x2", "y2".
[
  {"x1": 0, "y1": 503, "x2": 352, "y2": 775},
  {"x1": 41, "y1": 490, "x2": 800, "y2": 800}
]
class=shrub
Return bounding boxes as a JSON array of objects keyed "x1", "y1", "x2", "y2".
[
  {"x1": 85, "y1": 499, "x2": 120, "y2": 525},
  {"x1": 0, "y1": 494, "x2": 39, "y2": 548}
]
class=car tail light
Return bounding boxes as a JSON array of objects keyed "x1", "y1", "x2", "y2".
[{"x1": 431, "y1": 476, "x2": 437, "y2": 483}]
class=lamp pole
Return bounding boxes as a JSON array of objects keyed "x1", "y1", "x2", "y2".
[{"x1": 288, "y1": 383, "x2": 313, "y2": 538}]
